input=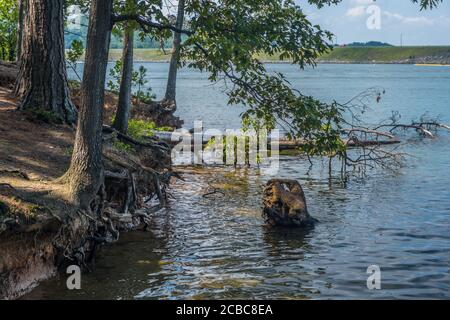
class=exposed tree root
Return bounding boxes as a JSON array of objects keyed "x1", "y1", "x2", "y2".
[
  {"x1": 0, "y1": 170, "x2": 30, "y2": 180},
  {"x1": 131, "y1": 98, "x2": 184, "y2": 129},
  {"x1": 57, "y1": 136, "x2": 178, "y2": 268},
  {"x1": 0, "y1": 130, "x2": 181, "y2": 299}
]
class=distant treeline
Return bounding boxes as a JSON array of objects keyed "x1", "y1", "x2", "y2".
[{"x1": 343, "y1": 41, "x2": 393, "y2": 47}]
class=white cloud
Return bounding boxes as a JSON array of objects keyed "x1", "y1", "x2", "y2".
[
  {"x1": 346, "y1": 6, "x2": 366, "y2": 18},
  {"x1": 346, "y1": 1, "x2": 378, "y2": 19},
  {"x1": 383, "y1": 11, "x2": 435, "y2": 27},
  {"x1": 436, "y1": 16, "x2": 450, "y2": 27},
  {"x1": 350, "y1": 0, "x2": 374, "y2": 5},
  {"x1": 305, "y1": 11, "x2": 321, "y2": 21}
]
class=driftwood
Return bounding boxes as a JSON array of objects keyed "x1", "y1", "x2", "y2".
[
  {"x1": 278, "y1": 138, "x2": 400, "y2": 149},
  {"x1": 131, "y1": 99, "x2": 184, "y2": 129},
  {"x1": 263, "y1": 179, "x2": 316, "y2": 228},
  {"x1": 374, "y1": 122, "x2": 450, "y2": 139}
]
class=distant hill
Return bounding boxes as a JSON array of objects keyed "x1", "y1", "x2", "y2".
[
  {"x1": 319, "y1": 46, "x2": 450, "y2": 64},
  {"x1": 103, "y1": 46, "x2": 450, "y2": 64}
]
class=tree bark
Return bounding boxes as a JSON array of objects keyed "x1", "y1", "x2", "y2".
[
  {"x1": 62, "y1": 0, "x2": 113, "y2": 209},
  {"x1": 164, "y1": 0, "x2": 185, "y2": 103},
  {"x1": 112, "y1": 26, "x2": 134, "y2": 134},
  {"x1": 16, "y1": 0, "x2": 25, "y2": 62},
  {"x1": 14, "y1": 0, "x2": 77, "y2": 124}
]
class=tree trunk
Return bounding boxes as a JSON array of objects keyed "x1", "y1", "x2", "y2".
[
  {"x1": 164, "y1": 0, "x2": 185, "y2": 103},
  {"x1": 8, "y1": 36, "x2": 16, "y2": 61},
  {"x1": 62, "y1": 0, "x2": 113, "y2": 210},
  {"x1": 14, "y1": 0, "x2": 77, "y2": 124},
  {"x1": 112, "y1": 26, "x2": 134, "y2": 134},
  {"x1": 16, "y1": 0, "x2": 25, "y2": 62}
]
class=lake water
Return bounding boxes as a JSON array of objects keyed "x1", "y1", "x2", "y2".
[{"x1": 26, "y1": 63, "x2": 450, "y2": 299}]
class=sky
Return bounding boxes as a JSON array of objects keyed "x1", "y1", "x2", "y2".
[{"x1": 298, "y1": 0, "x2": 450, "y2": 45}]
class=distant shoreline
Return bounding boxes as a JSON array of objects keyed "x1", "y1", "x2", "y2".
[
  {"x1": 109, "y1": 60, "x2": 450, "y2": 66},
  {"x1": 100, "y1": 59, "x2": 450, "y2": 66},
  {"x1": 318, "y1": 46, "x2": 450, "y2": 65},
  {"x1": 78, "y1": 46, "x2": 450, "y2": 65}
]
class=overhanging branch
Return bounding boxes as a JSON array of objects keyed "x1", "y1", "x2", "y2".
[{"x1": 111, "y1": 14, "x2": 193, "y2": 35}]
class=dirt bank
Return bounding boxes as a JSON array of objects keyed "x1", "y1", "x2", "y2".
[
  {"x1": 0, "y1": 65, "x2": 175, "y2": 299},
  {"x1": 0, "y1": 62, "x2": 17, "y2": 89}
]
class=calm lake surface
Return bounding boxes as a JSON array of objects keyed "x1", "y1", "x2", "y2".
[{"x1": 27, "y1": 63, "x2": 450, "y2": 299}]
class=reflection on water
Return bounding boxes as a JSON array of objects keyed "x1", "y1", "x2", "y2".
[{"x1": 26, "y1": 64, "x2": 450, "y2": 300}]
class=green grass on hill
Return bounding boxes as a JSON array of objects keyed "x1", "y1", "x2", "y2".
[
  {"x1": 108, "y1": 49, "x2": 284, "y2": 62},
  {"x1": 107, "y1": 49, "x2": 293, "y2": 62},
  {"x1": 105, "y1": 46, "x2": 450, "y2": 63},
  {"x1": 319, "y1": 46, "x2": 450, "y2": 63},
  {"x1": 108, "y1": 49, "x2": 171, "y2": 61}
]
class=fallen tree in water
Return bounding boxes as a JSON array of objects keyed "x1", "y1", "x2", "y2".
[
  {"x1": 153, "y1": 128, "x2": 402, "y2": 151},
  {"x1": 336, "y1": 117, "x2": 450, "y2": 180}
]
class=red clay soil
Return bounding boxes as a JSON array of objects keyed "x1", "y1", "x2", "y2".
[
  {"x1": 0, "y1": 78, "x2": 133, "y2": 299},
  {"x1": 0, "y1": 86, "x2": 75, "y2": 299}
]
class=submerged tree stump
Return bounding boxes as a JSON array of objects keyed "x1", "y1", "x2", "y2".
[{"x1": 263, "y1": 179, "x2": 316, "y2": 228}]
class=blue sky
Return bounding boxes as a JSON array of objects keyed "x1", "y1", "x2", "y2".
[{"x1": 298, "y1": 0, "x2": 450, "y2": 45}]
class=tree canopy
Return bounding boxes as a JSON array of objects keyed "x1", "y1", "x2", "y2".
[
  {"x1": 0, "y1": 0, "x2": 18, "y2": 61},
  {"x1": 60, "y1": 0, "x2": 446, "y2": 158}
]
